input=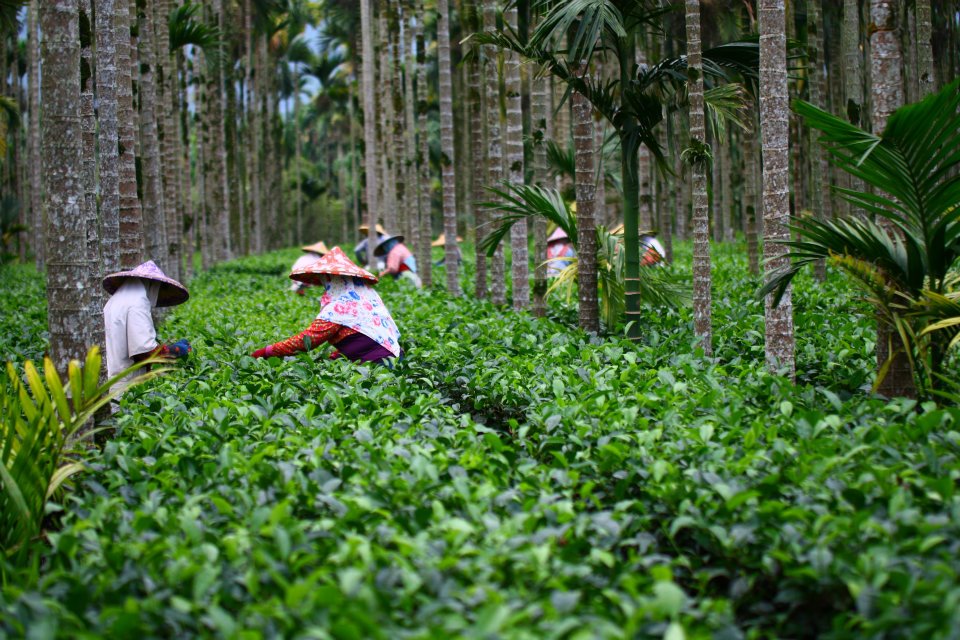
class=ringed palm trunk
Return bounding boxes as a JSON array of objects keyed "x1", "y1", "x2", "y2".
[
  {"x1": 437, "y1": 0, "x2": 460, "y2": 295},
  {"x1": 619, "y1": 38, "x2": 642, "y2": 340},
  {"x1": 156, "y1": 0, "x2": 181, "y2": 279},
  {"x1": 870, "y1": 0, "x2": 914, "y2": 398},
  {"x1": 484, "y1": 0, "x2": 505, "y2": 305},
  {"x1": 759, "y1": 0, "x2": 796, "y2": 378},
  {"x1": 466, "y1": 0, "x2": 488, "y2": 300},
  {"x1": 117, "y1": 0, "x2": 143, "y2": 269},
  {"x1": 361, "y1": 0, "x2": 379, "y2": 266},
  {"x1": 41, "y1": 0, "x2": 89, "y2": 371},
  {"x1": 80, "y1": 0, "x2": 104, "y2": 350},
  {"x1": 914, "y1": 0, "x2": 934, "y2": 96},
  {"x1": 136, "y1": 0, "x2": 168, "y2": 268},
  {"x1": 415, "y1": 0, "x2": 432, "y2": 287},
  {"x1": 807, "y1": 0, "x2": 829, "y2": 280},
  {"x1": 503, "y1": 3, "x2": 527, "y2": 309},
  {"x1": 572, "y1": 74, "x2": 598, "y2": 333},
  {"x1": 28, "y1": 0, "x2": 43, "y2": 269},
  {"x1": 530, "y1": 35, "x2": 549, "y2": 316},
  {"x1": 744, "y1": 117, "x2": 760, "y2": 276},
  {"x1": 686, "y1": 0, "x2": 712, "y2": 355},
  {"x1": 96, "y1": 0, "x2": 121, "y2": 274},
  {"x1": 403, "y1": 0, "x2": 418, "y2": 255}
]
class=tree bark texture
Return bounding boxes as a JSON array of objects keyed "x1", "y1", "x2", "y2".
[
  {"x1": 686, "y1": 0, "x2": 713, "y2": 356},
  {"x1": 41, "y1": 0, "x2": 91, "y2": 371},
  {"x1": 760, "y1": 0, "x2": 796, "y2": 378},
  {"x1": 437, "y1": 0, "x2": 461, "y2": 295},
  {"x1": 530, "y1": 51, "x2": 549, "y2": 317},
  {"x1": 503, "y1": 4, "x2": 527, "y2": 310},
  {"x1": 29, "y1": 0, "x2": 43, "y2": 269},
  {"x1": 95, "y1": 0, "x2": 121, "y2": 274},
  {"x1": 914, "y1": 0, "x2": 934, "y2": 97},
  {"x1": 360, "y1": 0, "x2": 380, "y2": 267},
  {"x1": 483, "y1": 1, "x2": 505, "y2": 305},
  {"x1": 573, "y1": 82, "x2": 599, "y2": 333},
  {"x1": 466, "y1": 0, "x2": 487, "y2": 300},
  {"x1": 415, "y1": 0, "x2": 432, "y2": 287},
  {"x1": 80, "y1": 0, "x2": 104, "y2": 352}
]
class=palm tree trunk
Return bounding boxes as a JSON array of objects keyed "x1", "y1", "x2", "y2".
[
  {"x1": 483, "y1": 0, "x2": 505, "y2": 305},
  {"x1": 117, "y1": 0, "x2": 143, "y2": 269},
  {"x1": 466, "y1": 0, "x2": 487, "y2": 299},
  {"x1": 744, "y1": 118, "x2": 760, "y2": 276},
  {"x1": 80, "y1": 0, "x2": 104, "y2": 352},
  {"x1": 41, "y1": 0, "x2": 90, "y2": 371},
  {"x1": 808, "y1": 0, "x2": 828, "y2": 280},
  {"x1": 914, "y1": 0, "x2": 934, "y2": 96},
  {"x1": 530, "y1": 35, "x2": 548, "y2": 316},
  {"x1": 415, "y1": 0, "x2": 432, "y2": 287},
  {"x1": 136, "y1": 0, "x2": 168, "y2": 268},
  {"x1": 403, "y1": 0, "x2": 418, "y2": 255},
  {"x1": 437, "y1": 0, "x2": 460, "y2": 295},
  {"x1": 760, "y1": 0, "x2": 796, "y2": 378},
  {"x1": 502, "y1": 3, "x2": 527, "y2": 309},
  {"x1": 377, "y1": 9, "x2": 397, "y2": 235},
  {"x1": 389, "y1": 1, "x2": 406, "y2": 244},
  {"x1": 246, "y1": 0, "x2": 262, "y2": 255},
  {"x1": 572, "y1": 73, "x2": 598, "y2": 333},
  {"x1": 870, "y1": 0, "x2": 914, "y2": 398},
  {"x1": 155, "y1": 0, "x2": 181, "y2": 279},
  {"x1": 686, "y1": 0, "x2": 713, "y2": 355},
  {"x1": 28, "y1": 0, "x2": 43, "y2": 269},
  {"x1": 96, "y1": 0, "x2": 121, "y2": 274},
  {"x1": 361, "y1": 0, "x2": 380, "y2": 266}
]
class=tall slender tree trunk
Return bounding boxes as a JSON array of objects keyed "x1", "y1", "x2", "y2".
[
  {"x1": 466, "y1": 0, "x2": 487, "y2": 299},
  {"x1": 914, "y1": 0, "x2": 934, "y2": 96},
  {"x1": 760, "y1": 0, "x2": 796, "y2": 378},
  {"x1": 572, "y1": 78, "x2": 598, "y2": 333},
  {"x1": 637, "y1": 43, "x2": 654, "y2": 234},
  {"x1": 361, "y1": 0, "x2": 380, "y2": 266},
  {"x1": 156, "y1": 0, "x2": 181, "y2": 278},
  {"x1": 403, "y1": 0, "x2": 418, "y2": 257},
  {"x1": 484, "y1": 1, "x2": 505, "y2": 305},
  {"x1": 502, "y1": 3, "x2": 527, "y2": 309},
  {"x1": 721, "y1": 137, "x2": 734, "y2": 242},
  {"x1": 96, "y1": 0, "x2": 121, "y2": 274},
  {"x1": 80, "y1": 0, "x2": 103, "y2": 351},
  {"x1": 117, "y1": 0, "x2": 143, "y2": 269},
  {"x1": 415, "y1": 0, "x2": 432, "y2": 288},
  {"x1": 437, "y1": 0, "x2": 460, "y2": 295},
  {"x1": 389, "y1": 2, "x2": 406, "y2": 243},
  {"x1": 870, "y1": 0, "x2": 915, "y2": 398},
  {"x1": 136, "y1": 0, "x2": 168, "y2": 268},
  {"x1": 744, "y1": 118, "x2": 760, "y2": 276},
  {"x1": 28, "y1": 0, "x2": 43, "y2": 269},
  {"x1": 41, "y1": 0, "x2": 90, "y2": 370},
  {"x1": 808, "y1": 0, "x2": 828, "y2": 279},
  {"x1": 530, "y1": 40, "x2": 549, "y2": 316},
  {"x1": 686, "y1": 0, "x2": 712, "y2": 355}
]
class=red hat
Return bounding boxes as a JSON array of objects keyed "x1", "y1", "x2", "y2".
[{"x1": 290, "y1": 246, "x2": 378, "y2": 285}]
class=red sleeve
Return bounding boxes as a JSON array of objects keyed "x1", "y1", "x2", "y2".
[{"x1": 267, "y1": 319, "x2": 340, "y2": 357}]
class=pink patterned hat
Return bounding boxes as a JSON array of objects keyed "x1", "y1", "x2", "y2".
[
  {"x1": 290, "y1": 246, "x2": 379, "y2": 285},
  {"x1": 548, "y1": 227, "x2": 570, "y2": 243},
  {"x1": 103, "y1": 260, "x2": 189, "y2": 307}
]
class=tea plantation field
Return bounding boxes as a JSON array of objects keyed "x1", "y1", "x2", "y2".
[{"x1": 2, "y1": 246, "x2": 960, "y2": 639}]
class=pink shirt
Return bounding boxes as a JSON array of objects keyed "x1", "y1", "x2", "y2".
[{"x1": 384, "y1": 243, "x2": 413, "y2": 275}]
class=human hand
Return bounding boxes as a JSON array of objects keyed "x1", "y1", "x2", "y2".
[
  {"x1": 251, "y1": 347, "x2": 270, "y2": 359},
  {"x1": 165, "y1": 340, "x2": 192, "y2": 358}
]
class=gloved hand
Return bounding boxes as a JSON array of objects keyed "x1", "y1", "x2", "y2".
[
  {"x1": 165, "y1": 340, "x2": 192, "y2": 358},
  {"x1": 296, "y1": 288, "x2": 306, "y2": 296},
  {"x1": 328, "y1": 350, "x2": 342, "y2": 360},
  {"x1": 251, "y1": 347, "x2": 270, "y2": 359}
]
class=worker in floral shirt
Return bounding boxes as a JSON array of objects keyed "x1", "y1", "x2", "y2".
[
  {"x1": 375, "y1": 234, "x2": 422, "y2": 288},
  {"x1": 251, "y1": 247, "x2": 402, "y2": 365}
]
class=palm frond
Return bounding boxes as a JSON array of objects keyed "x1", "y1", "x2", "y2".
[
  {"x1": 479, "y1": 182, "x2": 573, "y2": 257},
  {"x1": 169, "y1": 2, "x2": 222, "y2": 53}
]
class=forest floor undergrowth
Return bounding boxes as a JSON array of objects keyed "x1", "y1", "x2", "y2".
[{"x1": 2, "y1": 244, "x2": 959, "y2": 639}]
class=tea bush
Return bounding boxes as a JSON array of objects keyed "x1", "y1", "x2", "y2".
[{"x1": 1, "y1": 246, "x2": 957, "y2": 639}]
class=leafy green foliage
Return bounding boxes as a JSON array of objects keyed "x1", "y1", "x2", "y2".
[{"x1": 0, "y1": 249, "x2": 957, "y2": 638}]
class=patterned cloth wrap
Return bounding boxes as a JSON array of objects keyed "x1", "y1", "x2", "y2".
[
  {"x1": 546, "y1": 242, "x2": 576, "y2": 277},
  {"x1": 315, "y1": 274, "x2": 402, "y2": 357}
]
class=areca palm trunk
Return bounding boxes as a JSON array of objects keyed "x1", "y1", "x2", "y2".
[
  {"x1": 136, "y1": 0, "x2": 168, "y2": 268},
  {"x1": 28, "y1": 0, "x2": 43, "y2": 269},
  {"x1": 572, "y1": 74, "x2": 598, "y2": 333},
  {"x1": 530, "y1": 42, "x2": 549, "y2": 316},
  {"x1": 870, "y1": 0, "x2": 914, "y2": 398},
  {"x1": 438, "y1": 0, "x2": 461, "y2": 295},
  {"x1": 760, "y1": 0, "x2": 796, "y2": 378},
  {"x1": 503, "y1": 3, "x2": 527, "y2": 309},
  {"x1": 155, "y1": 0, "x2": 181, "y2": 279},
  {"x1": 117, "y1": 0, "x2": 143, "y2": 269},
  {"x1": 415, "y1": 0, "x2": 432, "y2": 287},
  {"x1": 466, "y1": 0, "x2": 488, "y2": 299},
  {"x1": 403, "y1": 0, "x2": 418, "y2": 254},
  {"x1": 484, "y1": 1, "x2": 505, "y2": 305},
  {"x1": 41, "y1": 0, "x2": 90, "y2": 370},
  {"x1": 360, "y1": 0, "x2": 379, "y2": 266},
  {"x1": 96, "y1": 0, "x2": 121, "y2": 273},
  {"x1": 80, "y1": 0, "x2": 104, "y2": 352},
  {"x1": 389, "y1": 2, "x2": 406, "y2": 242},
  {"x1": 377, "y1": 9, "x2": 396, "y2": 235},
  {"x1": 744, "y1": 120, "x2": 760, "y2": 275},
  {"x1": 620, "y1": 36, "x2": 642, "y2": 339},
  {"x1": 808, "y1": 0, "x2": 828, "y2": 280},
  {"x1": 915, "y1": 0, "x2": 934, "y2": 96},
  {"x1": 686, "y1": 0, "x2": 712, "y2": 355}
]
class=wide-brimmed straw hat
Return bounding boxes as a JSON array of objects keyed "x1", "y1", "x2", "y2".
[
  {"x1": 374, "y1": 234, "x2": 405, "y2": 257},
  {"x1": 103, "y1": 260, "x2": 189, "y2": 307},
  {"x1": 290, "y1": 246, "x2": 378, "y2": 285},
  {"x1": 609, "y1": 223, "x2": 656, "y2": 237},
  {"x1": 358, "y1": 223, "x2": 388, "y2": 236},
  {"x1": 547, "y1": 228, "x2": 570, "y2": 243},
  {"x1": 301, "y1": 241, "x2": 330, "y2": 255},
  {"x1": 431, "y1": 233, "x2": 464, "y2": 248}
]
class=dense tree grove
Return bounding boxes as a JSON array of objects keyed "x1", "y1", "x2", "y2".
[{"x1": 2, "y1": 0, "x2": 960, "y2": 636}]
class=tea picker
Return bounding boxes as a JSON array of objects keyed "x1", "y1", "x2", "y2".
[
  {"x1": 354, "y1": 222, "x2": 388, "y2": 271},
  {"x1": 375, "y1": 234, "x2": 422, "y2": 288},
  {"x1": 289, "y1": 241, "x2": 329, "y2": 295},
  {"x1": 546, "y1": 227, "x2": 576, "y2": 277},
  {"x1": 102, "y1": 261, "x2": 192, "y2": 393},
  {"x1": 251, "y1": 247, "x2": 403, "y2": 365}
]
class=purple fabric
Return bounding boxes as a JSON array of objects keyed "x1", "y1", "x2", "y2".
[{"x1": 335, "y1": 332, "x2": 398, "y2": 363}]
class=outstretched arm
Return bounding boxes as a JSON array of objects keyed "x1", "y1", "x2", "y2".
[{"x1": 252, "y1": 319, "x2": 340, "y2": 358}]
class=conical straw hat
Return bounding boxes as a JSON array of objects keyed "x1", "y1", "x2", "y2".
[
  {"x1": 374, "y1": 234, "x2": 405, "y2": 256},
  {"x1": 301, "y1": 241, "x2": 330, "y2": 255},
  {"x1": 547, "y1": 227, "x2": 569, "y2": 243},
  {"x1": 358, "y1": 223, "x2": 387, "y2": 236},
  {"x1": 103, "y1": 260, "x2": 189, "y2": 307},
  {"x1": 290, "y1": 246, "x2": 378, "y2": 285},
  {"x1": 431, "y1": 233, "x2": 464, "y2": 247}
]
